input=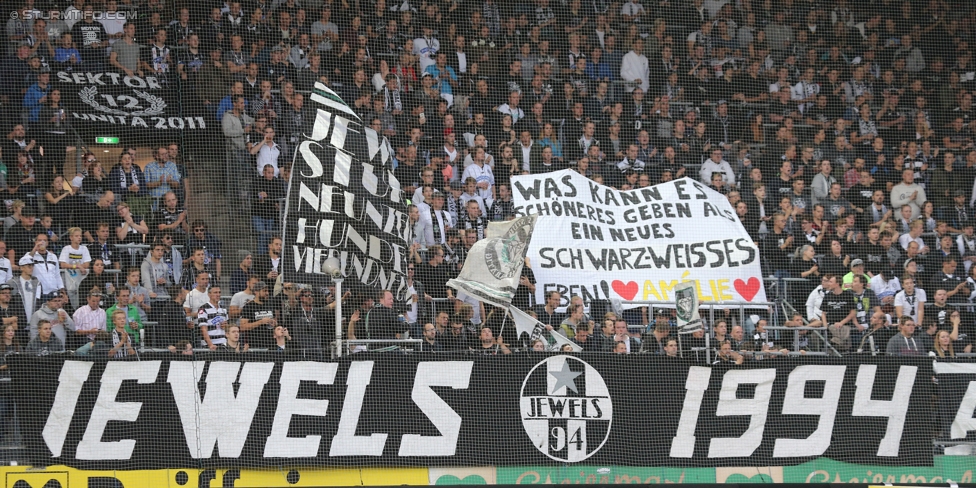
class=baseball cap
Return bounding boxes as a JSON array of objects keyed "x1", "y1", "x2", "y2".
[
  {"x1": 0, "y1": 284, "x2": 13, "y2": 292},
  {"x1": 18, "y1": 255, "x2": 34, "y2": 266},
  {"x1": 955, "y1": 189, "x2": 967, "y2": 197},
  {"x1": 253, "y1": 281, "x2": 268, "y2": 291},
  {"x1": 850, "y1": 258, "x2": 864, "y2": 267},
  {"x1": 449, "y1": 181, "x2": 464, "y2": 191},
  {"x1": 903, "y1": 258, "x2": 915, "y2": 269}
]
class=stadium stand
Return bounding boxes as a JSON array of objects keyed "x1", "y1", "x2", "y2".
[{"x1": 0, "y1": 0, "x2": 974, "y2": 478}]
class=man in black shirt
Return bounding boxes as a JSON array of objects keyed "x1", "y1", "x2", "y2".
[
  {"x1": 820, "y1": 275, "x2": 857, "y2": 352},
  {"x1": 533, "y1": 290, "x2": 565, "y2": 329},
  {"x1": 417, "y1": 245, "x2": 455, "y2": 314},
  {"x1": 762, "y1": 214, "x2": 793, "y2": 276},
  {"x1": 849, "y1": 168, "x2": 882, "y2": 213},
  {"x1": 931, "y1": 258, "x2": 970, "y2": 303},
  {"x1": 239, "y1": 281, "x2": 277, "y2": 348},
  {"x1": 359, "y1": 289, "x2": 406, "y2": 341},
  {"x1": 4, "y1": 208, "x2": 37, "y2": 263}
]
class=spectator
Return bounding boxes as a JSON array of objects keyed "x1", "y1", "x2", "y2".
[
  {"x1": 143, "y1": 147, "x2": 182, "y2": 205},
  {"x1": 250, "y1": 126, "x2": 282, "y2": 177},
  {"x1": 29, "y1": 292, "x2": 73, "y2": 345},
  {"x1": 185, "y1": 221, "x2": 222, "y2": 280},
  {"x1": 699, "y1": 149, "x2": 735, "y2": 187},
  {"x1": 106, "y1": 287, "x2": 143, "y2": 344},
  {"x1": 58, "y1": 228, "x2": 90, "y2": 308},
  {"x1": 886, "y1": 315, "x2": 924, "y2": 356},
  {"x1": 229, "y1": 274, "x2": 259, "y2": 321},
  {"x1": 252, "y1": 164, "x2": 285, "y2": 253},
  {"x1": 222, "y1": 95, "x2": 254, "y2": 203},
  {"x1": 25, "y1": 233, "x2": 62, "y2": 296},
  {"x1": 107, "y1": 309, "x2": 136, "y2": 358},
  {"x1": 71, "y1": 5, "x2": 109, "y2": 67},
  {"x1": 23, "y1": 68, "x2": 50, "y2": 123},
  {"x1": 197, "y1": 285, "x2": 228, "y2": 350},
  {"x1": 26, "y1": 319, "x2": 63, "y2": 354},
  {"x1": 72, "y1": 288, "x2": 106, "y2": 349},
  {"x1": 109, "y1": 22, "x2": 141, "y2": 77},
  {"x1": 239, "y1": 280, "x2": 277, "y2": 348},
  {"x1": 890, "y1": 168, "x2": 927, "y2": 219}
]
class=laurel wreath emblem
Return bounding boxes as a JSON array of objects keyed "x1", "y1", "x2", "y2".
[{"x1": 78, "y1": 86, "x2": 167, "y2": 117}]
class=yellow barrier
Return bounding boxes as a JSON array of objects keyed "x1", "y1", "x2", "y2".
[{"x1": 0, "y1": 465, "x2": 429, "y2": 487}]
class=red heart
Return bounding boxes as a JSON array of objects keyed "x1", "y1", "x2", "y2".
[
  {"x1": 733, "y1": 277, "x2": 761, "y2": 302},
  {"x1": 611, "y1": 280, "x2": 639, "y2": 300}
]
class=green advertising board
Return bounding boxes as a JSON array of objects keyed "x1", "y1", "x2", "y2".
[
  {"x1": 783, "y1": 456, "x2": 976, "y2": 484},
  {"x1": 430, "y1": 456, "x2": 975, "y2": 485},
  {"x1": 496, "y1": 465, "x2": 716, "y2": 484}
]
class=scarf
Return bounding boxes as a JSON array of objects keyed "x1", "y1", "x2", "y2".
[
  {"x1": 429, "y1": 206, "x2": 445, "y2": 243},
  {"x1": 384, "y1": 86, "x2": 402, "y2": 112},
  {"x1": 119, "y1": 167, "x2": 139, "y2": 192}
]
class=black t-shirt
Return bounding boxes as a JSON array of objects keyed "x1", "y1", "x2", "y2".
[
  {"x1": 3, "y1": 224, "x2": 37, "y2": 262},
  {"x1": 859, "y1": 242, "x2": 887, "y2": 275},
  {"x1": 71, "y1": 21, "x2": 107, "y2": 50},
  {"x1": 821, "y1": 289, "x2": 855, "y2": 325},
  {"x1": 241, "y1": 299, "x2": 276, "y2": 349},
  {"x1": 363, "y1": 304, "x2": 405, "y2": 340}
]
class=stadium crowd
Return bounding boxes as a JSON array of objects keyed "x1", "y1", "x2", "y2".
[{"x1": 0, "y1": 0, "x2": 972, "y2": 367}]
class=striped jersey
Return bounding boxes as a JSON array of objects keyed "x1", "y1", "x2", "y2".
[{"x1": 197, "y1": 301, "x2": 228, "y2": 346}]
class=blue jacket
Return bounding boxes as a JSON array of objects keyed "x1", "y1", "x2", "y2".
[{"x1": 23, "y1": 83, "x2": 50, "y2": 122}]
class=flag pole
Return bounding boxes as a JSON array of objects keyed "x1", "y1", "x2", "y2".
[{"x1": 497, "y1": 309, "x2": 509, "y2": 354}]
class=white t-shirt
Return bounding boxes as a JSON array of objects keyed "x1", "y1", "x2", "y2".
[
  {"x1": 894, "y1": 288, "x2": 926, "y2": 323},
  {"x1": 59, "y1": 245, "x2": 92, "y2": 268},
  {"x1": 230, "y1": 291, "x2": 254, "y2": 310}
]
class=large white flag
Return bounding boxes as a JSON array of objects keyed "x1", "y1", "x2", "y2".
[{"x1": 447, "y1": 214, "x2": 537, "y2": 308}]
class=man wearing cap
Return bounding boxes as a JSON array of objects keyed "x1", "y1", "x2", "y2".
[
  {"x1": 26, "y1": 234, "x2": 63, "y2": 297},
  {"x1": 30, "y1": 292, "x2": 74, "y2": 345},
  {"x1": 73, "y1": 289, "x2": 107, "y2": 349},
  {"x1": 842, "y1": 259, "x2": 870, "y2": 289},
  {"x1": 285, "y1": 286, "x2": 324, "y2": 351}
]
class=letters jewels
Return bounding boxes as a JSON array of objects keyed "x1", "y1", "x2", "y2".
[{"x1": 520, "y1": 356, "x2": 613, "y2": 462}]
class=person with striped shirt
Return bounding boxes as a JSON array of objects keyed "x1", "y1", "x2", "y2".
[
  {"x1": 197, "y1": 286, "x2": 228, "y2": 351},
  {"x1": 108, "y1": 309, "x2": 136, "y2": 358}
]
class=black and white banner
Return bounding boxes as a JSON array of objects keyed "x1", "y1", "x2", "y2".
[
  {"x1": 9, "y1": 354, "x2": 954, "y2": 470},
  {"x1": 281, "y1": 83, "x2": 409, "y2": 297},
  {"x1": 56, "y1": 71, "x2": 208, "y2": 134}
]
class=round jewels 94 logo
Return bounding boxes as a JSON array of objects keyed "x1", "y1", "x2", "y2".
[{"x1": 519, "y1": 355, "x2": 612, "y2": 462}]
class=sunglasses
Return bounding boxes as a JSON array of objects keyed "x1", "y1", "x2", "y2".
[{"x1": 194, "y1": 228, "x2": 205, "y2": 232}]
